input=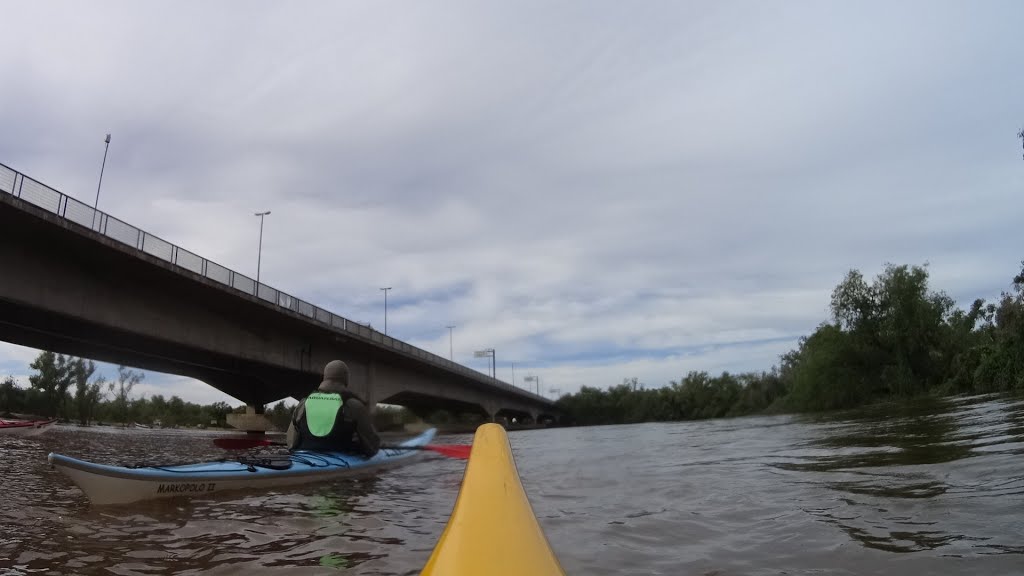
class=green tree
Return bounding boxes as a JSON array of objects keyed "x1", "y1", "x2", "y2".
[
  {"x1": 72, "y1": 359, "x2": 105, "y2": 425},
  {"x1": 149, "y1": 394, "x2": 168, "y2": 419},
  {"x1": 108, "y1": 366, "x2": 144, "y2": 424},
  {"x1": 28, "y1": 351, "x2": 74, "y2": 418},
  {"x1": 784, "y1": 263, "x2": 957, "y2": 411},
  {"x1": 164, "y1": 395, "x2": 186, "y2": 427},
  {"x1": 0, "y1": 376, "x2": 25, "y2": 414},
  {"x1": 974, "y1": 263, "x2": 1024, "y2": 391},
  {"x1": 729, "y1": 370, "x2": 787, "y2": 416},
  {"x1": 936, "y1": 298, "x2": 991, "y2": 393},
  {"x1": 783, "y1": 324, "x2": 872, "y2": 411},
  {"x1": 209, "y1": 401, "x2": 233, "y2": 426},
  {"x1": 267, "y1": 400, "x2": 294, "y2": 431}
]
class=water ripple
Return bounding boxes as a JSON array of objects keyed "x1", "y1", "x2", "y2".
[{"x1": 2, "y1": 394, "x2": 1023, "y2": 574}]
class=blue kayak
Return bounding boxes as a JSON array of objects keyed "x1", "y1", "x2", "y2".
[{"x1": 48, "y1": 428, "x2": 437, "y2": 505}]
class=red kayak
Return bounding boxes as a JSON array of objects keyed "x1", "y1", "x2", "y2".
[{"x1": 0, "y1": 419, "x2": 58, "y2": 437}]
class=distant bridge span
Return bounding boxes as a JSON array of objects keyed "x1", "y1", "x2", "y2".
[{"x1": 0, "y1": 162, "x2": 558, "y2": 427}]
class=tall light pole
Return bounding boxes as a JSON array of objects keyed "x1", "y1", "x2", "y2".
[
  {"x1": 254, "y1": 211, "x2": 271, "y2": 283},
  {"x1": 92, "y1": 133, "x2": 111, "y2": 230},
  {"x1": 511, "y1": 362, "x2": 516, "y2": 389},
  {"x1": 380, "y1": 287, "x2": 392, "y2": 335},
  {"x1": 446, "y1": 325, "x2": 456, "y2": 360},
  {"x1": 525, "y1": 374, "x2": 541, "y2": 395},
  {"x1": 474, "y1": 348, "x2": 495, "y2": 383}
]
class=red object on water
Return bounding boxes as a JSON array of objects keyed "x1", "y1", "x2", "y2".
[
  {"x1": 0, "y1": 418, "x2": 57, "y2": 429},
  {"x1": 422, "y1": 444, "x2": 472, "y2": 459}
]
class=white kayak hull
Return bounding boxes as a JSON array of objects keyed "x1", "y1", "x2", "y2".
[{"x1": 48, "y1": 428, "x2": 437, "y2": 505}]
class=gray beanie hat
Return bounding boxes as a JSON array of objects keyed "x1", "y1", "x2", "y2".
[{"x1": 318, "y1": 360, "x2": 349, "y2": 392}]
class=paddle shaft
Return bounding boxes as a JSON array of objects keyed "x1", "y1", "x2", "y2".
[
  {"x1": 216, "y1": 439, "x2": 436, "y2": 449},
  {"x1": 213, "y1": 437, "x2": 470, "y2": 458}
]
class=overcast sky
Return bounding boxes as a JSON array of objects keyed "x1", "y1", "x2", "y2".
[{"x1": 1, "y1": 1, "x2": 1022, "y2": 406}]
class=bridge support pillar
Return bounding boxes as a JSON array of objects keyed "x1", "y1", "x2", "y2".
[
  {"x1": 481, "y1": 401, "x2": 500, "y2": 423},
  {"x1": 226, "y1": 404, "x2": 273, "y2": 434},
  {"x1": 366, "y1": 360, "x2": 378, "y2": 414}
]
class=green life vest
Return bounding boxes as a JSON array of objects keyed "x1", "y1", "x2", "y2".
[{"x1": 305, "y1": 392, "x2": 344, "y2": 437}]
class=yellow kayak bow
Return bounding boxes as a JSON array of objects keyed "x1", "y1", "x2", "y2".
[{"x1": 420, "y1": 423, "x2": 565, "y2": 575}]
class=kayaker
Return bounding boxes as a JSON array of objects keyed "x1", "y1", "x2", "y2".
[{"x1": 286, "y1": 360, "x2": 381, "y2": 457}]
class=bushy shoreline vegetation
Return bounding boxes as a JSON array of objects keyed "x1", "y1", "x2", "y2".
[
  {"x1": 556, "y1": 262, "x2": 1024, "y2": 425},
  {"x1": 1, "y1": 355, "x2": 234, "y2": 428}
]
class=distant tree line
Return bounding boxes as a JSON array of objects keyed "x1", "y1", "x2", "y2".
[
  {"x1": 1, "y1": 352, "x2": 234, "y2": 428},
  {"x1": 557, "y1": 262, "x2": 1024, "y2": 425}
]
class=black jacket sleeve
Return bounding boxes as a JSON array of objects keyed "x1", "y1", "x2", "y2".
[
  {"x1": 343, "y1": 399, "x2": 381, "y2": 457},
  {"x1": 286, "y1": 401, "x2": 306, "y2": 451}
]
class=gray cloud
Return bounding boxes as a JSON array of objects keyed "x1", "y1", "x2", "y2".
[{"x1": 1, "y1": 1, "x2": 1022, "y2": 402}]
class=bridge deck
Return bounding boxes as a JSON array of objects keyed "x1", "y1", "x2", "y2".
[{"x1": 0, "y1": 161, "x2": 553, "y2": 409}]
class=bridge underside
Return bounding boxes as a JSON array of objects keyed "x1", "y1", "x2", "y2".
[
  {"x1": 0, "y1": 296, "x2": 312, "y2": 403},
  {"x1": 0, "y1": 293, "x2": 557, "y2": 422},
  {"x1": 382, "y1": 391, "x2": 488, "y2": 417},
  {"x1": 0, "y1": 193, "x2": 559, "y2": 422}
]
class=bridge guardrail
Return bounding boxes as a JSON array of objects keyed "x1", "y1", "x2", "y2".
[{"x1": 0, "y1": 162, "x2": 551, "y2": 404}]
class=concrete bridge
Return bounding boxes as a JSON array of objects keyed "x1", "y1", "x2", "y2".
[{"x1": 0, "y1": 162, "x2": 559, "y2": 428}]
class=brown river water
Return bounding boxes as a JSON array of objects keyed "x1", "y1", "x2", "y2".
[{"x1": 1, "y1": 393, "x2": 1023, "y2": 575}]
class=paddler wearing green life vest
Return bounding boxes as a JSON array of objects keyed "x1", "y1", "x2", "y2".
[{"x1": 286, "y1": 360, "x2": 381, "y2": 457}]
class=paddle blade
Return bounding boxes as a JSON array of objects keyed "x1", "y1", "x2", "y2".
[
  {"x1": 213, "y1": 437, "x2": 282, "y2": 450},
  {"x1": 423, "y1": 444, "x2": 472, "y2": 459}
]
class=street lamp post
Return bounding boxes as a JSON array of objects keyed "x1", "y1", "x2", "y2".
[
  {"x1": 446, "y1": 325, "x2": 456, "y2": 360},
  {"x1": 474, "y1": 348, "x2": 495, "y2": 383},
  {"x1": 525, "y1": 374, "x2": 541, "y2": 395},
  {"x1": 92, "y1": 133, "x2": 111, "y2": 230},
  {"x1": 254, "y1": 211, "x2": 271, "y2": 283},
  {"x1": 380, "y1": 287, "x2": 392, "y2": 335}
]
